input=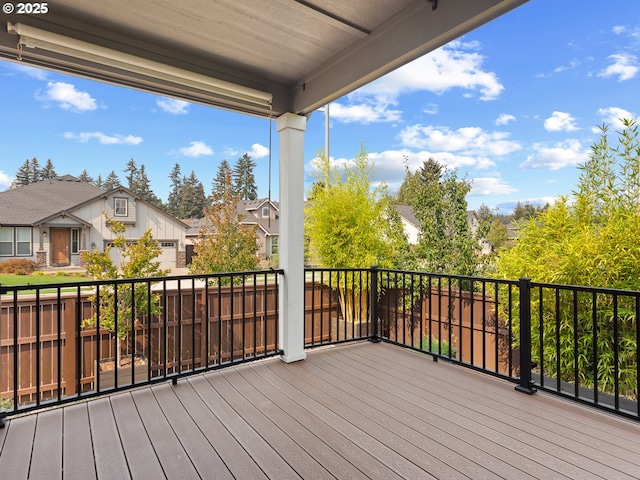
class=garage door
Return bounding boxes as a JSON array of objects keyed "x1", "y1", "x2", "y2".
[
  {"x1": 107, "y1": 240, "x2": 177, "y2": 271},
  {"x1": 158, "y1": 241, "x2": 177, "y2": 270}
]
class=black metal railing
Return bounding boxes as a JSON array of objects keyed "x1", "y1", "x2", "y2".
[
  {"x1": 303, "y1": 268, "x2": 373, "y2": 347},
  {"x1": 0, "y1": 270, "x2": 282, "y2": 416},
  {"x1": 305, "y1": 267, "x2": 639, "y2": 421}
]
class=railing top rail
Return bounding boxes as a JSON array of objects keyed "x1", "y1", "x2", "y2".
[
  {"x1": 368, "y1": 268, "x2": 520, "y2": 287},
  {"x1": 530, "y1": 280, "x2": 640, "y2": 297},
  {"x1": 0, "y1": 269, "x2": 284, "y2": 294}
]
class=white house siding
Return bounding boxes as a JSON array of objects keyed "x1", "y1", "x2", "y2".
[{"x1": 71, "y1": 193, "x2": 186, "y2": 271}]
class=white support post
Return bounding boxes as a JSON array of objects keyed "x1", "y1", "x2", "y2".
[{"x1": 277, "y1": 112, "x2": 307, "y2": 363}]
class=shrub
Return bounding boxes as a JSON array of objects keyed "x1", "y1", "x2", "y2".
[{"x1": 0, "y1": 258, "x2": 36, "y2": 275}]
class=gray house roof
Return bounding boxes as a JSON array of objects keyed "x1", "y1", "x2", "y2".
[
  {"x1": 0, "y1": 175, "x2": 106, "y2": 226},
  {"x1": 186, "y1": 198, "x2": 280, "y2": 237}
]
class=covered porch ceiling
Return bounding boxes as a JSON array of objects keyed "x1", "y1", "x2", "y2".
[{"x1": 0, "y1": 0, "x2": 528, "y2": 118}]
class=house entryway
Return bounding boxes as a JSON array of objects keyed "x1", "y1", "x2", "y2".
[{"x1": 50, "y1": 228, "x2": 70, "y2": 266}]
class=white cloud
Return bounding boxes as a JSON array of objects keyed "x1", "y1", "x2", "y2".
[
  {"x1": 38, "y1": 82, "x2": 97, "y2": 112},
  {"x1": 330, "y1": 39, "x2": 503, "y2": 124},
  {"x1": 544, "y1": 111, "x2": 579, "y2": 132},
  {"x1": 399, "y1": 125, "x2": 521, "y2": 157},
  {"x1": 613, "y1": 25, "x2": 626, "y2": 35},
  {"x1": 329, "y1": 99, "x2": 401, "y2": 124},
  {"x1": 495, "y1": 114, "x2": 516, "y2": 126},
  {"x1": 360, "y1": 40, "x2": 503, "y2": 101},
  {"x1": 422, "y1": 103, "x2": 438, "y2": 115},
  {"x1": 63, "y1": 131, "x2": 143, "y2": 145},
  {"x1": 12, "y1": 64, "x2": 49, "y2": 80},
  {"x1": 0, "y1": 171, "x2": 13, "y2": 190},
  {"x1": 592, "y1": 107, "x2": 636, "y2": 131},
  {"x1": 553, "y1": 60, "x2": 580, "y2": 73},
  {"x1": 469, "y1": 177, "x2": 517, "y2": 196},
  {"x1": 249, "y1": 143, "x2": 269, "y2": 159},
  {"x1": 156, "y1": 98, "x2": 189, "y2": 114},
  {"x1": 598, "y1": 53, "x2": 639, "y2": 81},
  {"x1": 179, "y1": 141, "x2": 213, "y2": 157},
  {"x1": 519, "y1": 140, "x2": 588, "y2": 170}
]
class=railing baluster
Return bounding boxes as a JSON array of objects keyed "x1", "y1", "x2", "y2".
[{"x1": 516, "y1": 277, "x2": 536, "y2": 394}]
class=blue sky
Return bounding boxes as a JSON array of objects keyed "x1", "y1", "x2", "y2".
[{"x1": 1, "y1": 1, "x2": 639, "y2": 213}]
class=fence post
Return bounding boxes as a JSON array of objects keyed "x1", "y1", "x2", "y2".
[
  {"x1": 515, "y1": 277, "x2": 536, "y2": 394},
  {"x1": 369, "y1": 266, "x2": 380, "y2": 343}
]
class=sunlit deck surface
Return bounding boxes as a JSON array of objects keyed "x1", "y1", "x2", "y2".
[{"x1": 1, "y1": 341, "x2": 639, "y2": 479}]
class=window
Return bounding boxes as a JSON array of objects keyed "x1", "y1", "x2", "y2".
[
  {"x1": 0, "y1": 227, "x2": 13, "y2": 256},
  {"x1": 262, "y1": 206, "x2": 270, "y2": 218},
  {"x1": 71, "y1": 228, "x2": 80, "y2": 254},
  {"x1": 16, "y1": 228, "x2": 31, "y2": 255},
  {"x1": 0, "y1": 227, "x2": 32, "y2": 256},
  {"x1": 270, "y1": 236, "x2": 279, "y2": 256},
  {"x1": 114, "y1": 197, "x2": 128, "y2": 216}
]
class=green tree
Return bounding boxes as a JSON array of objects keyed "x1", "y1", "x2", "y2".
[
  {"x1": 166, "y1": 163, "x2": 183, "y2": 216},
  {"x1": 103, "y1": 170, "x2": 121, "y2": 190},
  {"x1": 189, "y1": 171, "x2": 259, "y2": 275},
  {"x1": 413, "y1": 159, "x2": 476, "y2": 275},
  {"x1": 395, "y1": 156, "x2": 421, "y2": 205},
  {"x1": 78, "y1": 169, "x2": 94, "y2": 183},
  {"x1": 41, "y1": 159, "x2": 57, "y2": 179},
  {"x1": 81, "y1": 218, "x2": 169, "y2": 369},
  {"x1": 305, "y1": 145, "x2": 412, "y2": 323},
  {"x1": 15, "y1": 158, "x2": 32, "y2": 186},
  {"x1": 180, "y1": 171, "x2": 207, "y2": 218},
  {"x1": 232, "y1": 153, "x2": 258, "y2": 200},
  {"x1": 30, "y1": 158, "x2": 42, "y2": 183},
  {"x1": 494, "y1": 120, "x2": 640, "y2": 398},
  {"x1": 212, "y1": 159, "x2": 232, "y2": 199},
  {"x1": 94, "y1": 174, "x2": 104, "y2": 188}
]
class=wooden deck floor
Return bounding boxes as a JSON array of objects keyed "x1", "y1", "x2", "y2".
[{"x1": 1, "y1": 341, "x2": 639, "y2": 479}]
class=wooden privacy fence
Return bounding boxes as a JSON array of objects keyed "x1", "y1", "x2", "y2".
[
  {"x1": 379, "y1": 286, "x2": 514, "y2": 375},
  {"x1": 1, "y1": 280, "x2": 335, "y2": 407}
]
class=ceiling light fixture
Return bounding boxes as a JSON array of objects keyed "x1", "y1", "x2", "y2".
[{"x1": 7, "y1": 22, "x2": 273, "y2": 107}]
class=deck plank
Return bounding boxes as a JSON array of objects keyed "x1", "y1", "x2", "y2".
[
  {"x1": 347, "y1": 344, "x2": 640, "y2": 479},
  {"x1": 170, "y1": 378, "x2": 268, "y2": 480},
  {"x1": 29, "y1": 408, "x2": 63, "y2": 480},
  {"x1": 87, "y1": 397, "x2": 130, "y2": 480},
  {"x1": 62, "y1": 403, "x2": 97, "y2": 480},
  {"x1": 130, "y1": 388, "x2": 201, "y2": 480},
  {"x1": 110, "y1": 392, "x2": 166, "y2": 480},
  {"x1": 2, "y1": 341, "x2": 640, "y2": 480},
  {"x1": 241, "y1": 363, "x2": 403, "y2": 480},
  {"x1": 187, "y1": 374, "x2": 301, "y2": 479},
  {"x1": 0, "y1": 414, "x2": 36, "y2": 479},
  {"x1": 306, "y1": 348, "x2": 547, "y2": 480},
  {"x1": 264, "y1": 358, "x2": 443, "y2": 480},
  {"x1": 150, "y1": 382, "x2": 234, "y2": 480}
]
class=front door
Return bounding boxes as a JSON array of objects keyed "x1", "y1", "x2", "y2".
[{"x1": 51, "y1": 228, "x2": 70, "y2": 266}]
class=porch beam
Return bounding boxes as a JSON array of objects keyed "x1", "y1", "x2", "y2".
[{"x1": 277, "y1": 113, "x2": 307, "y2": 363}]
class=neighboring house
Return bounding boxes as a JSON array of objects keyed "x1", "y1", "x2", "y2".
[
  {"x1": 185, "y1": 198, "x2": 279, "y2": 266},
  {"x1": 0, "y1": 175, "x2": 189, "y2": 270},
  {"x1": 395, "y1": 205, "x2": 492, "y2": 254}
]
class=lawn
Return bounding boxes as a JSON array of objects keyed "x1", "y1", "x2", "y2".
[{"x1": 0, "y1": 273, "x2": 91, "y2": 288}]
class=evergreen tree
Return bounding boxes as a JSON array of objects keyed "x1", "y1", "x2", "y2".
[
  {"x1": 212, "y1": 159, "x2": 232, "y2": 199},
  {"x1": 30, "y1": 158, "x2": 42, "y2": 183},
  {"x1": 124, "y1": 158, "x2": 139, "y2": 192},
  {"x1": 166, "y1": 163, "x2": 183, "y2": 217},
  {"x1": 15, "y1": 158, "x2": 32, "y2": 186},
  {"x1": 136, "y1": 164, "x2": 162, "y2": 207},
  {"x1": 78, "y1": 169, "x2": 94, "y2": 183},
  {"x1": 41, "y1": 159, "x2": 57, "y2": 179},
  {"x1": 180, "y1": 171, "x2": 207, "y2": 218},
  {"x1": 232, "y1": 153, "x2": 258, "y2": 200},
  {"x1": 103, "y1": 170, "x2": 121, "y2": 190},
  {"x1": 94, "y1": 174, "x2": 104, "y2": 188}
]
